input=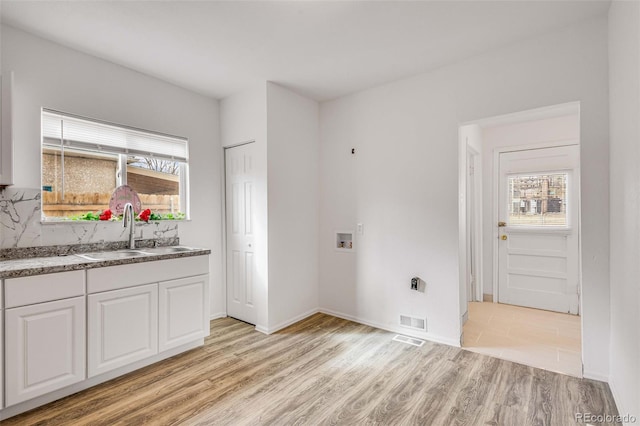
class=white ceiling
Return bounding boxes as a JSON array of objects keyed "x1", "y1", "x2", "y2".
[{"x1": 1, "y1": 1, "x2": 610, "y2": 102}]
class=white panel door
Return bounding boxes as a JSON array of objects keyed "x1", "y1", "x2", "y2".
[
  {"x1": 159, "y1": 275, "x2": 209, "y2": 352},
  {"x1": 88, "y1": 284, "x2": 158, "y2": 377},
  {"x1": 5, "y1": 297, "x2": 85, "y2": 406},
  {"x1": 225, "y1": 143, "x2": 257, "y2": 325},
  {"x1": 498, "y1": 145, "x2": 580, "y2": 314}
]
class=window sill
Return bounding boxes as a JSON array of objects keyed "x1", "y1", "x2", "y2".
[{"x1": 40, "y1": 219, "x2": 190, "y2": 225}]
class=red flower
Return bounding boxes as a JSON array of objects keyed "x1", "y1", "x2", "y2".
[
  {"x1": 139, "y1": 209, "x2": 151, "y2": 222},
  {"x1": 99, "y1": 209, "x2": 112, "y2": 221}
]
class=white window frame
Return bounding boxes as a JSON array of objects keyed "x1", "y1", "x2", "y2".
[{"x1": 41, "y1": 109, "x2": 190, "y2": 222}]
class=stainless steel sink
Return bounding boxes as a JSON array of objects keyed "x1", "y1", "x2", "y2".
[
  {"x1": 76, "y1": 250, "x2": 151, "y2": 261},
  {"x1": 144, "y1": 246, "x2": 196, "y2": 254}
]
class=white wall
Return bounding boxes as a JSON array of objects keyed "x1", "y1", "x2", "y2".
[
  {"x1": 319, "y1": 17, "x2": 610, "y2": 376},
  {"x1": 220, "y1": 83, "x2": 319, "y2": 333},
  {"x1": 2, "y1": 26, "x2": 222, "y2": 318},
  {"x1": 0, "y1": 24, "x2": 223, "y2": 313},
  {"x1": 481, "y1": 114, "x2": 580, "y2": 297},
  {"x1": 319, "y1": 68, "x2": 462, "y2": 346},
  {"x1": 220, "y1": 84, "x2": 269, "y2": 329},
  {"x1": 266, "y1": 82, "x2": 319, "y2": 331},
  {"x1": 608, "y1": 1, "x2": 640, "y2": 421}
]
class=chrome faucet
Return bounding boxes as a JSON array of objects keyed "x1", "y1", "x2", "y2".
[{"x1": 123, "y1": 202, "x2": 136, "y2": 249}]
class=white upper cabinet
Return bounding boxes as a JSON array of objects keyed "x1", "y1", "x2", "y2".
[{"x1": 0, "y1": 72, "x2": 14, "y2": 186}]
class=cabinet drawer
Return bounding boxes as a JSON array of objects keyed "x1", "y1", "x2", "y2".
[
  {"x1": 87, "y1": 255, "x2": 208, "y2": 294},
  {"x1": 5, "y1": 270, "x2": 85, "y2": 308}
]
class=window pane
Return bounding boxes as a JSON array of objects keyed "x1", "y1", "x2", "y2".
[
  {"x1": 126, "y1": 155, "x2": 182, "y2": 215},
  {"x1": 508, "y1": 173, "x2": 568, "y2": 226},
  {"x1": 42, "y1": 110, "x2": 189, "y2": 221},
  {"x1": 42, "y1": 147, "x2": 118, "y2": 218}
]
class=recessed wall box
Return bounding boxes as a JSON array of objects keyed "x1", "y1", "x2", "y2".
[{"x1": 335, "y1": 231, "x2": 354, "y2": 252}]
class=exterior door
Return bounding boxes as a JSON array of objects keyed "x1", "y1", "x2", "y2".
[
  {"x1": 225, "y1": 143, "x2": 257, "y2": 325},
  {"x1": 497, "y1": 145, "x2": 580, "y2": 314}
]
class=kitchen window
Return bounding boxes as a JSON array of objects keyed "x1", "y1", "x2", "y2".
[{"x1": 41, "y1": 109, "x2": 189, "y2": 220}]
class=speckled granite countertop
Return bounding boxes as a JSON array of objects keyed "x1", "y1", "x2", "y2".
[{"x1": 0, "y1": 239, "x2": 211, "y2": 279}]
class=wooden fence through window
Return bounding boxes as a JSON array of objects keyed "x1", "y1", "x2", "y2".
[{"x1": 42, "y1": 192, "x2": 180, "y2": 217}]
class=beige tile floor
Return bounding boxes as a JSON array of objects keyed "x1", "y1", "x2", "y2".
[{"x1": 462, "y1": 301, "x2": 582, "y2": 377}]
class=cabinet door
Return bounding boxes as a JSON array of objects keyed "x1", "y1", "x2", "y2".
[
  {"x1": 159, "y1": 275, "x2": 209, "y2": 352},
  {"x1": 5, "y1": 297, "x2": 85, "y2": 406},
  {"x1": 0, "y1": 310, "x2": 3, "y2": 410},
  {"x1": 88, "y1": 284, "x2": 158, "y2": 378}
]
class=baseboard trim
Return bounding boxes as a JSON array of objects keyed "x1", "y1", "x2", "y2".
[
  {"x1": 319, "y1": 308, "x2": 460, "y2": 347},
  {"x1": 608, "y1": 378, "x2": 622, "y2": 413},
  {"x1": 607, "y1": 377, "x2": 636, "y2": 425},
  {"x1": 483, "y1": 293, "x2": 494, "y2": 302},
  {"x1": 256, "y1": 308, "x2": 320, "y2": 335},
  {"x1": 209, "y1": 311, "x2": 227, "y2": 320},
  {"x1": 244, "y1": 307, "x2": 460, "y2": 347},
  {"x1": 583, "y1": 369, "x2": 609, "y2": 382},
  {"x1": 254, "y1": 325, "x2": 269, "y2": 335}
]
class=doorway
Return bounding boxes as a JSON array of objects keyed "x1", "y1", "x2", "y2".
[
  {"x1": 225, "y1": 142, "x2": 257, "y2": 325},
  {"x1": 459, "y1": 103, "x2": 583, "y2": 377}
]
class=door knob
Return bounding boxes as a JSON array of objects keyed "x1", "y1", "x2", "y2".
[
  {"x1": 498, "y1": 221, "x2": 507, "y2": 227},
  {"x1": 248, "y1": 243, "x2": 252, "y2": 247},
  {"x1": 501, "y1": 235, "x2": 508, "y2": 240}
]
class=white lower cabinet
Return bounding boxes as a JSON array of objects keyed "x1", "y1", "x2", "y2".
[
  {"x1": 88, "y1": 283, "x2": 158, "y2": 378},
  {"x1": 0, "y1": 307, "x2": 3, "y2": 410},
  {"x1": 1, "y1": 254, "x2": 210, "y2": 418},
  {"x1": 5, "y1": 297, "x2": 85, "y2": 406},
  {"x1": 159, "y1": 275, "x2": 209, "y2": 352}
]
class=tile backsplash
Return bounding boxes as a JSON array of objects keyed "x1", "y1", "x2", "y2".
[{"x1": 0, "y1": 188, "x2": 179, "y2": 248}]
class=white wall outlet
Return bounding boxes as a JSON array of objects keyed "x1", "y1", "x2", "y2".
[{"x1": 357, "y1": 223, "x2": 363, "y2": 235}]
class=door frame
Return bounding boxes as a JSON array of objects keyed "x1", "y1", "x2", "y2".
[
  {"x1": 491, "y1": 140, "x2": 581, "y2": 301},
  {"x1": 222, "y1": 140, "x2": 256, "y2": 320},
  {"x1": 458, "y1": 125, "x2": 484, "y2": 331},
  {"x1": 457, "y1": 101, "x2": 583, "y2": 349},
  {"x1": 466, "y1": 145, "x2": 482, "y2": 303}
]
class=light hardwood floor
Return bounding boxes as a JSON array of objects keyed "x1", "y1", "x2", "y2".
[
  {"x1": 463, "y1": 302, "x2": 582, "y2": 377},
  {"x1": 2, "y1": 313, "x2": 618, "y2": 425}
]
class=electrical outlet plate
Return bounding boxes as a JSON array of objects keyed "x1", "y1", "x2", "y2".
[{"x1": 411, "y1": 277, "x2": 419, "y2": 290}]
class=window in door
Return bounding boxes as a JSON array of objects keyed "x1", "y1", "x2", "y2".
[{"x1": 507, "y1": 173, "x2": 568, "y2": 226}]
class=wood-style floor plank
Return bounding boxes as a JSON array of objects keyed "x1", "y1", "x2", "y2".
[{"x1": 1, "y1": 313, "x2": 620, "y2": 425}]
